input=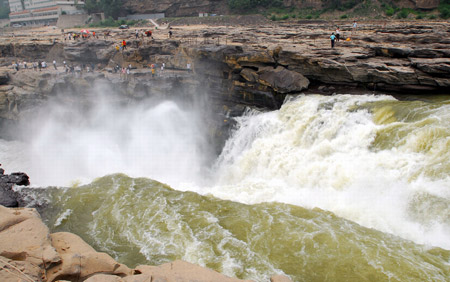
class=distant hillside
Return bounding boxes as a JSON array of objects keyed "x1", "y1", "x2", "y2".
[{"x1": 122, "y1": 0, "x2": 441, "y2": 17}]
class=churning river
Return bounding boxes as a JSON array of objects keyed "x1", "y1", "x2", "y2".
[{"x1": 1, "y1": 93, "x2": 449, "y2": 281}]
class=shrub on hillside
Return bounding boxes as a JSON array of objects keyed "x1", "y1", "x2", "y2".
[
  {"x1": 439, "y1": 0, "x2": 450, "y2": 19},
  {"x1": 397, "y1": 8, "x2": 409, "y2": 18}
]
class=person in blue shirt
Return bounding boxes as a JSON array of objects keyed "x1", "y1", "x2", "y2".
[{"x1": 330, "y1": 32, "x2": 336, "y2": 48}]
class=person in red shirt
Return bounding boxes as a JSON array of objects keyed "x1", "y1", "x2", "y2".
[{"x1": 122, "y1": 40, "x2": 127, "y2": 50}]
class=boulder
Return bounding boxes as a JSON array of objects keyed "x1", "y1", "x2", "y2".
[
  {"x1": 270, "y1": 274, "x2": 293, "y2": 282},
  {"x1": 84, "y1": 274, "x2": 123, "y2": 282},
  {"x1": 257, "y1": 66, "x2": 309, "y2": 93},
  {"x1": 0, "y1": 171, "x2": 30, "y2": 207},
  {"x1": 84, "y1": 273, "x2": 154, "y2": 282},
  {"x1": 46, "y1": 232, "x2": 133, "y2": 282},
  {"x1": 0, "y1": 206, "x2": 61, "y2": 267},
  {"x1": 135, "y1": 260, "x2": 254, "y2": 282}
]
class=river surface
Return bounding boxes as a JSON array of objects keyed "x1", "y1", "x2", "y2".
[{"x1": 1, "y1": 93, "x2": 449, "y2": 281}]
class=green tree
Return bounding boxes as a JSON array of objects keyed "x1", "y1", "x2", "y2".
[{"x1": 83, "y1": 0, "x2": 123, "y2": 19}]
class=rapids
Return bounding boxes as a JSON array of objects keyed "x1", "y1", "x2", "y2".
[{"x1": 1, "y1": 93, "x2": 450, "y2": 281}]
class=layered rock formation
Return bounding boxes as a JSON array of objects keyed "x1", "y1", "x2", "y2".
[
  {"x1": 0, "y1": 20, "x2": 449, "y2": 139},
  {"x1": 0, "y1": 205, "x2": 292, "y2": 282}
]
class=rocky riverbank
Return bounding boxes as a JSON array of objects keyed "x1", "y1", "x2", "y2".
[
  {"x1": 0, "y1": 204, "x2": 292, "y2": 282},
  {"x1": 1, "y1": 20, "x2": 449, "y2": 122}
]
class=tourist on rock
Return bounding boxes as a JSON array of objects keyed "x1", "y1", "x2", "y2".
[
  {"x1": 23, "y1": 61, "x2": 27, "y2": 69},
  {"x1": 122, "y1": 40, "x2": 127, "y2": 51},
  {"x1": 38, "y1": 61, "x2": 42, "y2": 71},
  {"x1": 53, "y1": 60, "x2": 57, "y2": 70},
  {"x1": 352, "y1": 20, "x2": 357, "y2": 36},
  {"x1": 135, "y1": 30, "x2": 139, "y2": 39},
  {"x1": 168, "y1": 30, "x2": 173, "y2": 38},
  {"x1": 330, "y1": 32, "x2": 336, "y2": 48},
  {"x1": 335, "y1": 27, "x2": 340, "y2": 42}
]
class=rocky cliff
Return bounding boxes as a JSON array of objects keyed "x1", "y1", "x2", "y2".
[
  {"x1": 122, "y1": 0, "x2": 440, "y2": 16},
  {"x1": 123, "y1": 0, "x2": 229, "y2": 17},
  {"x1": 0, "y1": 20, "x2": 449, "y2": 140}
]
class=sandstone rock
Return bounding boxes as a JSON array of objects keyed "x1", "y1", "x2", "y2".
[
  {"x1": 135, "y1": 260, "x2": 254, "y2": 282},
  {"x1": 84, "y1": 273, "x2": 123, "y2": 282},
  {"x1": 85, "y1": 274, "x2": 153, "y2": 282},
  {"x1": 240, "y1": 68, "x2": 258, "y2": 82},
  {"x1": 121, "y1": 274, "x2": 153, "y2": 282},
  {"x1": 0, "y1": 206, "x2": 61, "y2": 267},
  {"x1": 0, "y1": 255, "x2": 42, "y2": 282},
  {"x1": 47, "y1": 232, "x2": 133, "y2": 282},
  {"x1": 270, "y1": 274, "x2": 293, "y2": 282},
  {"x1": 257, "y1": 66, "x2": 309, "y2": 93}
]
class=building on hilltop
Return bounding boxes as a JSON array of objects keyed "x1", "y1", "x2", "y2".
[{"x1": 9, "y1": 0, "x2": 85, "y2": 26}]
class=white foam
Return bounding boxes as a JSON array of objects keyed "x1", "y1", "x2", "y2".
[{"x1": 206, "y1": 94, "x2": 450, "y2": 250}]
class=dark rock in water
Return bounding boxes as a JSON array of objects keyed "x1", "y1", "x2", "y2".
[{"x1": 0, "y1": 169, "x2": 30, "y2": 207}]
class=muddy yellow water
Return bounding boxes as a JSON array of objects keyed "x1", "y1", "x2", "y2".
[{"x1": 35, "y1": 174, "x2": 450, "y2": 282}]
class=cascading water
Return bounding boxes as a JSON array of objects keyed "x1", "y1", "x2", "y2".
[
  {"x1": 1, "y1": 84, "x2": 213, "y2": 188},
  {"x1": 205, "y1": 94, "x2": 450, "y2": 250},
  {"x1": 1, "y1": 91, "x2": 449, "y2": 281}
]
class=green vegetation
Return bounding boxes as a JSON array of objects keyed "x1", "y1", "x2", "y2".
[
  {"x1": 228, "y1": 0, "x2": 283, "y2": 13},
  {"x1": 84, "y1": 0, "x2": 123, "y2": 19},
  {"x1": 0, "y1": 0, "x2": 10, "y2": 19},
  {"x1": 328, "y1": 0, "x2": 360, "y2": 11},
  {"x1": 439, "y1": 0, "x2": 450, "y2": 19},
  {"x1": 81, "y1": 0, "x2": 448, "y2": 21},
  {"x1": 397, "y1": 8, "x2": 410, "y2": 19}
]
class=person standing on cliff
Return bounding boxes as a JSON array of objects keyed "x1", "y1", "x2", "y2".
[
  {"x1": 335, "y1": 27, "x2": 340, "y2": 42},
  {"x1": 330, "y1": 32, "x2": 336, "y2": 48},
  {"x1": 122, "y1": 40, "x2": 127, "y2": 51},
  {"x1": 352, "y1": 20, "x2": 358, "y2": 36}
]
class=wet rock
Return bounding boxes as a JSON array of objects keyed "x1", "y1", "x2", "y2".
[
  {"x1": 257, "y1": 66, "x2": 309, "y2": 94},
  {"x1": 0, "y1": 171, "x2": 30, "y2": 207}
]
